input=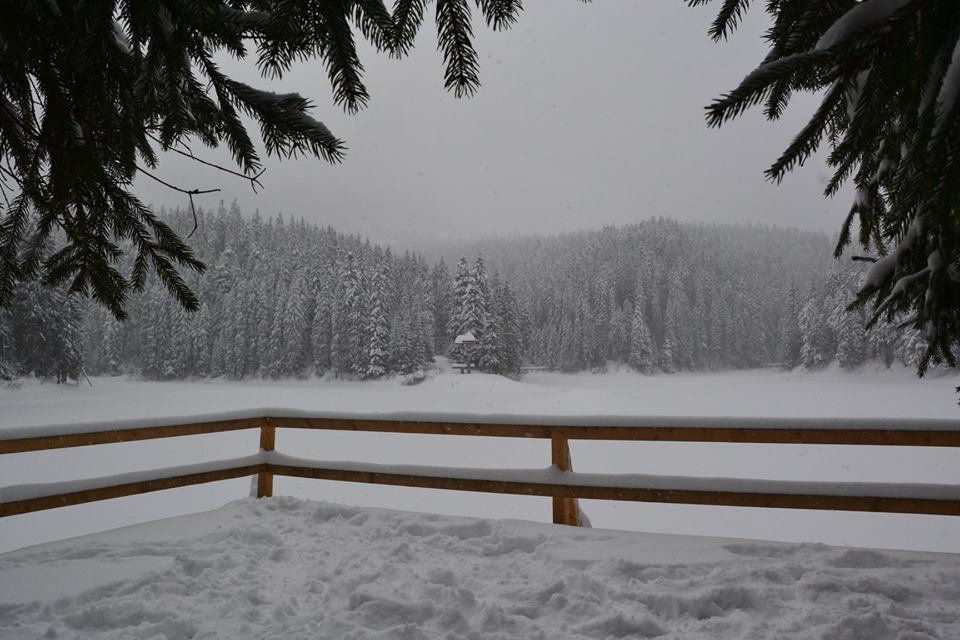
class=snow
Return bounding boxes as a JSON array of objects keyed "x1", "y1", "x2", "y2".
[
  {"x1": 111, "y1": 20, "x2": 130, "y2": 54},
  {"x1": 9, "y1": 449, "x2": 957, "y2": 509},
  {"x1": 1, "y1": 497, "x2": 958, "y2": 639},
  {"x1": 936, "y1": 36, "x2": 960, "y2": 127},
  {"x1": 454, "y1": 331, "x2": 476, "y2": 344},
  {"x1": 863, "y1": 214, "x2": 924, "y2": 292},
  {"x1": 6, "y1": 405, "x2": 960, "y2": 442},
  {"x1": 2, "y1": 366, "x2": 960, "y2": 555},
  {"x1": 846, "y1": 67, "x2": 871, "y2": 122},
  {"x1": 816, "y1": 0, "x2": 913, "y2": 50},
  {"x1": 0, "y1": 454, "x2": 265, "y2": 504},
  {"x1": 267, "y1": 453, "x2": 960, "y2": 502}
]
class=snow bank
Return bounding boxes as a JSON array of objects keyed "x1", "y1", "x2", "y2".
[{"x1": 1, "y1": 498, "x2": 958, "y2": 639}]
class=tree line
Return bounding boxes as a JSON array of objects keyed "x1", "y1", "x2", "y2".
[{"x1": 0, "y1": 206, "x2": 940, "y2": 382}]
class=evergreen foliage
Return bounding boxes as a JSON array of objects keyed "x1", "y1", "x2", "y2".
[
  {"x1": 0, "y1": 280, "x2": 84, "y2": 381},
  {"x1": 691, "y1": 0, "x2": 960, "y2": 373},
  {"x1": 365, "y1": 265, "x2": 390, "y2": 379},
  {"x1": 776, "y1": 283, "x2": 803, "y2": 368},
  {"x1": 0, "y1": 0, "x2": 523, "y2": 319},
  {"x1": 629, "y1": 297, "x2": 656, "y2": 373},
  {"x1": 77, "y1": 203, "x2": 435, "y2": 379},
  {"x1": 10, "y1": 208, "x2": 951, "y2": 382}
]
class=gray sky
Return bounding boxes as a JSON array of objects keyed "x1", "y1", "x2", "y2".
[{"x1": 134, "y1": 1, "x2": 845, "y2": 242}]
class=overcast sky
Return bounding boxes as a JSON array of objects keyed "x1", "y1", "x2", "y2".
[{"x1": 134, "y1": 1, "x2": 846, "y2": 242}]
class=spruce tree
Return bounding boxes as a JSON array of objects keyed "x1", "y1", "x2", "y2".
[
  {"x1": 692, "y1": 0, "x2": 960, "y2": 373},
  {"x1": 777, "y1": 284, "x2": 803, "y2": 369},
  {"x1": 0, "y1": 0, "x2": 526, "y2": 319},
  {"x1": 496, "y1": 281, "x2": 524, "y2": 375},
  {"x1": 630, "y1": 298, "x2": 656, "y2": 374},
  {"x1": 799, "y1": 297, "x2": 832, "y2": 369},
  {"x1": 477, "y1": 281, "x2": 502, "y2": 373},
  {"x1": 338, "y1": 253, "x2": 366, "y2": 375},
  {"x1": 365, "y1": 266, "x2": 390, "y2": 379},
  {"x1": 430, "y1": 259, "x2": 452, "y2": 353},
  {"x1": 448, "y1": 256, "x2": 478, "y2": 362},
  {"x1": 312, "y1": 293, "x2": 332, "y2": 374}
]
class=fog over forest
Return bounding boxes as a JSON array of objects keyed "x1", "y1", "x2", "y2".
[{"x1": 0, "y1": 206, "x2": 932, "y2": 383}]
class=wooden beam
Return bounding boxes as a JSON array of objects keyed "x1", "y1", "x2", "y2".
[
  {"x1": 551, "y1": 432, "x2": 579, "y2": 526},
  {"x1": 257, "y1": 420, "x2": 276, "y2": 498},
  {"x1": 269, "y1": 417, "x2": 554, "y2": 439},
  {"x1": 4, "y1": 460, "x2": 958, "y2": 520},
  {"x1": 0, "y1": 418, "x2": 263, "y2": 454},
  {"x1": 0, "y1": 464, "x2": 266, "y2": 517},
  {"x1": 268, "y1": 463, "x2": 960, "y2": 516},
  {"x1": 3, "y1": 416, "x2": 959, "y2": 454},
  {"x1": 553, "y1": 426, "x2": 960, "y2": 447},
  {"x1": 264, "y1": 417, "x2": 960, "y2": 447}
]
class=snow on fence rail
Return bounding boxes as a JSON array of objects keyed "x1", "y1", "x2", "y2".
[{"x1": 2, "y1": 412, "x2": 960, "y2": 525}]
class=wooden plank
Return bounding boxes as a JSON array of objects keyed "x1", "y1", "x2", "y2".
[
  {"x1": 551, "y1": 432, "x2": 579, "y2": 526},
  {"x1": 0, "y1": 418, "x2": 263, "y2": 454},
  {"x1": 266, "y1": 417, "x2": 960, "y2": 447},
  {"x1": 257, "y1": 420, "x2": 276, "y2": 498},
  {"x1": 554, "y1": 426, "x2": 960, "y2": 447},
  {"x1": 269, "y1": 417, "x2": 554, "y2": 439},
  {"x1": 0, "y1": 464, "x2": 266, "y2": 517},
  {"x1": 3, "y1": 416, "x2": 959, "y2": 453},
  {"x1": 268, "y1": 463, "x2": 960, "y2": 516},
  {"x1": 4, "y1": 459, "x2": 958, "y2": 520}
]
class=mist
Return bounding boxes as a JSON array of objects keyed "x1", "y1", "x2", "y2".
[{"x1": 134, "y1": 1, "x2": 846, "y2": 243}]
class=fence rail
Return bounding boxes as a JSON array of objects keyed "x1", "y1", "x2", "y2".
[{"x1": 2, "y1": 414, "x2": 959, "y2": 525}]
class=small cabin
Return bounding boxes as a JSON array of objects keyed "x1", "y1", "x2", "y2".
[{"x1": 452, "y1": 332, "x2": 477, "y2": 373}]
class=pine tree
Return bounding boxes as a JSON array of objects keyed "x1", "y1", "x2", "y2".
[
  {"x1": 0, "y1": 308, "x2": 12, "y2": 380},
  {"x1": 693, "y1": 0, "x2": 960, "y2": 373},
  {"x1": 777, "y1": 283, "x2": 803, "y2": 369},
  {"x1": 835, "y1": 308, "x2": 867, "y2": 370},
  {"x1": 448, "y1": 256, "x2": 485, "y2": 363},
  {"x1": 477, "y1": 287, "x2": 502, "y2": 373},
  {"x1": 312, "y1": 293, "x2": 332, "y2": 374},
  {"x1": 447, "y1": 257, "x2": 474, "y2": 339},
  {"x1": 496, "y1": 281, "x2": 524, "y2": 375},
  {"x1": 630, "y1": 297, "x2": 656, "y2": 374},
  {"x1": 431, "y1": 259, "x2": 452, "y2": 353},
  {"x1": 0, "y1": 0, "x2": 526, "y2": 319},
  {"x1": 660, "y1": 281, "x2": 685, "y2": 373},
  {"x1": 338, "y1": 253, "x2": 367, "y2": 375},
  {"x1": 3, "y1": 280, "x2": 85, "y2": 382},
  {"x1": 364, "y1": 266, "x2": 390, "y2": 379},
  {"x1": 799, "y1": 297, "x2": 832, "y2": 369},
  {"x1": 102, "y1": 316, "x2": 123, "y2": 375}
]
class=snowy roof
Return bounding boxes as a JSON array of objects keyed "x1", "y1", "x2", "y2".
[{"x1": 454, "y1": 332, "x2": 476, "y2": 344}]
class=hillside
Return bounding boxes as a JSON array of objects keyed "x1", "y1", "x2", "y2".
[{"x1": 4, "y1": 207, "x2": 932, "y2": 383}]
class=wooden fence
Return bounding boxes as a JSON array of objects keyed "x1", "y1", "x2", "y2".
[{"x1": 2, "y1": 415, "x2": 960, "y2": 525}]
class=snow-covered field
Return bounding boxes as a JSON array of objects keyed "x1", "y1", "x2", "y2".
[
  {"x1": 2, "y1": 497, "x2": 959, "y2": 640},
  {"x1": 2, "y1": 363, "x2": 960, "y2": 555}
]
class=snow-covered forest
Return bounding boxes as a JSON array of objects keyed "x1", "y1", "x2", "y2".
[{"x1": 0, "y1": 205, "x2": 937, "y2": 382}]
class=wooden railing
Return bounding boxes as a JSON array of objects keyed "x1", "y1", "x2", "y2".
[{"x1": 2, "y1": 414, "x2": 960, "y2": 525}]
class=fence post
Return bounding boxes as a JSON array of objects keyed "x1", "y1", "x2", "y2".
[
  {"x1": 551, "y1": 430, "x2": 580, "y2": 526},
  {"x1": 257, "y1": 418, "x2": 275, "y2": 498}
]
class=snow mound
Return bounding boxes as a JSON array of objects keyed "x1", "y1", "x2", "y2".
[{"x1": 1, "y1": 498, "x2": 958, "y2": 639}]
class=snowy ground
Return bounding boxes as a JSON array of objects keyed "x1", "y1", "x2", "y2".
[
  {"x1": 2, "y1": 362, "x2": 960, "y2": 554},
  {"x1": 1, "y1": 497, "x2": 959, "y2": 640}
]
